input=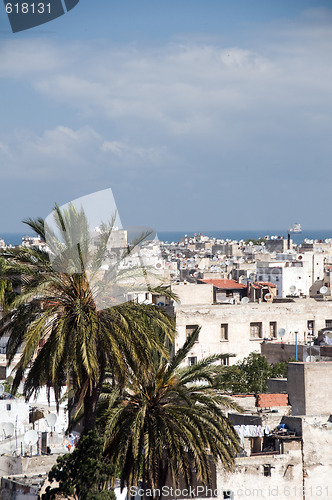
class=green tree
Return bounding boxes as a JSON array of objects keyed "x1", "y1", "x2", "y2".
[
  {"x1": 218, "y1": 353, "x2": 287, "y2": 394},
  {"x1": 0, "y1": 257, "x2": 14, "y2": 312},
  {"x1": 102, "y1": 328, "x2": 241, "y2": 497},
  {"x1": 42, "y1": 429, "x2": 116, "y2": 500},
  {"x1": 0, "y1": 205, "x2": 175, "y2": 432}
]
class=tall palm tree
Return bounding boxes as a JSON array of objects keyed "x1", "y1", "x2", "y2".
[
  {"x1": 0, "y1": 204, "x2": 175, "y2": 432},
  {"x1": 102, "y1": 328, "x2": 241, "y2": 498}
]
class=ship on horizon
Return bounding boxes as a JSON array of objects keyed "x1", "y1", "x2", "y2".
[{"x1": 290, "y1": 223, "x2": 302, "y2": 233}]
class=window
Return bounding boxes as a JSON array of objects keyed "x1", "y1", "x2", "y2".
[
  {"x1": 186, "y1": 324, "x2": 199, "y2": 341},
  {"x1": 307, "y1": 320, "x2": 315, "y2": 335},
  {"x1": 263, "y1": 465, "x2": 272, "y2": 477},
  {"x1": 188, "y1": 356, "x2": 197, "y2": 366},
  {"x1": 221, "y1": 357, "x2": 229, "y2": 366},
  {"x1": 251, "y1": 437, "x2": 262, "y2": 454},
  {"x1": 269, "y1": 321, "x2": 277, "y2": 338},
  {"x1": 6, "y1": 404, "x2": 11, "y2": 411},
  {"x1": 326, "y1": 320, "x2": 332, "y2": 328},
  {"x1": 250, "y1": 322, "x2": 262, "y2": 339},
  {"x1": 220, "y1": 323, "x2": 228, "y2": 341}
]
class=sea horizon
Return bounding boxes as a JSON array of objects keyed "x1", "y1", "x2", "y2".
[{"x1": 2, "y1": 228, "x2": 332, "y2": 247}]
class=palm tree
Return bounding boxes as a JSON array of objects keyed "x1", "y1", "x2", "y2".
[
  {"x1": 102, "y1": 328, "x2": 241, "y2": 498},
  {"x1": 0, "y1": 204, "x2": 175, "y2": 432},
  {"x1": 0, "y1": 257, "x2": 13, "y2": 313}
]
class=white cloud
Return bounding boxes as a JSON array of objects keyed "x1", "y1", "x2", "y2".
[
  {"x1": 0, "y1": 126, "x2": 169, "y2": 180},
  {"x1": 1, "y1": 10, "x2": 331, "y2": 143},
  {"x1": 1, "y1": 8, "x2": 332, "y2": 229}
]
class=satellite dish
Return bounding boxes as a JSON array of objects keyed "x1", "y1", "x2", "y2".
[
  {"x1": 0, "y1": 385, "x2": 4, "y2": 396},
  {"x1": 264, "y1": 293, "x2": 273, "y2": 302},
  {"x1": 45, "y1": 413, "x2": 57, "y2": 427},
  {"x1": 24, "y1": 430, "x2": 38, "y2": 446},
  {"x1": 3, "y1": 422, "x2": 14, "y2": 437},
  {"x1": 320, "y1": 286, "x2": 328, "y2": 294},
  {"x1": 278, "y1": 328, "x2": 286, "y2": 338},
  {"x1": 289, "y1": 285, "x2": 296, "y2": 293},
  {"x1": 241, "y1": 297, "x2": 249, "y2": 304},
  {"x1": 306, "y1": 356, "x2": 316, "y2": 363}
]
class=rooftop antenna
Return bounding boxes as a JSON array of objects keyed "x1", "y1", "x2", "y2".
[
  {"x1": 278, "y1": 328, "x2": 286, "y2": 344},
  {"x1": 45, "y1": 413, "x2": 57, "y2": 428},
  {"x1": 24, "y1": 429, "x2": 38, "y2": 451},
  {"x1": 3, "y1": 422, "x2": 14, "y2": 438}
]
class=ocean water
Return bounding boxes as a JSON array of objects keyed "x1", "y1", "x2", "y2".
[
  {"x1": 0, "y1": 232, "x2": 32, "y2": 246},
  {"x1": 2, "y1": 230, "x2": 332, "y2": 247},
  {"x1": 157, "y1": 230, "x2": 332, "y2": 246}
]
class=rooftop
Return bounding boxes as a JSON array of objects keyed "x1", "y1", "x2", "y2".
[{"x1": 199, "y1": 279, "x2": 247, "y2": 289}]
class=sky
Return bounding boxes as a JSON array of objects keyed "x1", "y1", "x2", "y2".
[{"x1": 1, "y1": 0, "x2": 332, "y2": 232}]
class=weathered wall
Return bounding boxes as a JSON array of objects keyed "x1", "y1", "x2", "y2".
[
  {"x1": 174, "y1": 297, "x2": 332, "y2": 365},
  {"x1": 0, "y1": 454, "x2": 60, "y2": 478},
  {"x1": 302, "y1": 417, "x2": 332, "y2": 497},
  {"x1": 21, "y1": 454, "x2": 60, "y2": 475},
  {"x1": 171, "y1": 283, "x2": 213, "y2": 306},
  {"x1": 288, "y1": 362, "x2": 332, "y2": 416},
  {"x1": 217, "y1": 450, "x2": 303, "y2": 500},
  {"x1": 0, "y1": 456, "x2": 22, "y2": 476},
  {"x1": 267, "y1": 378, "x2": 288, "y2": 393},
  {"x1": 287, "y1": 363, "x2": 306, "y2": 415}
]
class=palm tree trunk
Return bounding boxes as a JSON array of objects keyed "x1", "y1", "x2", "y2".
[
  {"x1": 157, "y1": 460, "x2": 168, "y2": 500},
  {"x1": 83, "y1": 369, "x2": 105, "y2": 432}
]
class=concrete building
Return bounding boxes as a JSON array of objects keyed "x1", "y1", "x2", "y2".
[
  {"x1": 217, "y1": 362, "x2": 332, "y2": 500},
  {"x1": 172, "y1": 283, "x2": 332, "y2": 366},
  {"x1": 256, "y1": 252, "x2": 326, "y2": 298}
]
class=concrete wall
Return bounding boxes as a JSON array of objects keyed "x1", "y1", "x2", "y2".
[
  {"x1": 216, "y1": 414, "x2": 332, "y2": 499},
  {"x1": 261, "y1": 342, "x2": 328, "y2": 364},
  {"x1": 262, "y1": 343, "x2": 305, "y2": 363},
  {"x1": 174, "y1": 296, "x2": 332, "y2": 365},
  {"x1": 301, "y1": 416, "x2": 332, "y2": 497},
  {"x1": 288, "y1": 362, "x2": 332, "y2": 416},
  {"x1": 171, "y1": 283, "x2": 213, "y2": 306},
  {"x1": 217, "y1": 450, "x2": 303, "y2": 500},
  {"x1": 0, "y1": 400, "x2": 30, "y2": 448},
  {"x1": 0, "y1": 454, "x2": 59, "y2": 478},
  {"x1": 267, "y1": 378, "x2": 287, "y2": 393}
]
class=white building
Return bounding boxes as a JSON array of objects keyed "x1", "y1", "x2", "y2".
[
  {"x1": 256, "y1": 252, "x2": 326, "y2": 298},
  {"x1": 172, "y1": 283, "x2": 332, "y2": 366}
]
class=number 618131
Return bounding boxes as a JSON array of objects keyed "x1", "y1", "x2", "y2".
[{"x1": 5, "y1": 3, "x2": 51, "y2": 14}]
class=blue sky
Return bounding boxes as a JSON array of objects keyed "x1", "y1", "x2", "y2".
[{"x1": 1, "y1": 1, "x2": 332, "y2": 232}]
